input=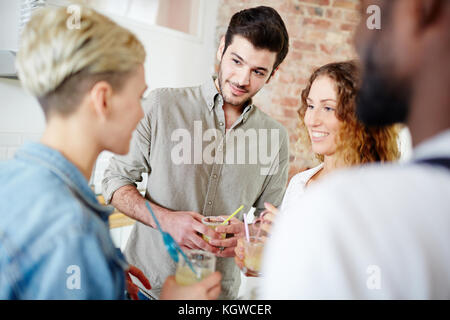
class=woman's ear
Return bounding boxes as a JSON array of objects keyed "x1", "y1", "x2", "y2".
[
  {"x1": 89, "y1": 81, "x2": 112, "y2": 121},
  {"x1": 216, "y1": 36, "x2": 226, "y2": 62}
]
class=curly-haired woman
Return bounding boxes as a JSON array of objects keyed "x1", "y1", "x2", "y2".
[
  {"x1": 280, "y1": 60, "x2": 400, "y2": 211},
  {"x1": 235, "y1": 61, "x2": 401, "y2": 280}
]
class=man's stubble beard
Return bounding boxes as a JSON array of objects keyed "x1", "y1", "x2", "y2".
[{"x1": 217, "y1": 62, "x2": 258, "y2": 108}]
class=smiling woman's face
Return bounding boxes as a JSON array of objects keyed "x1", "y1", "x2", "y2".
[{"x1": 304, "y1": 76, "x2": 342, "y2": 157}]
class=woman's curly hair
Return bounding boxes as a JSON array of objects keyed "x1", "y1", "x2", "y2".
[{"x1": 297, "y1": 61, "x2": 401, "y2": 166}]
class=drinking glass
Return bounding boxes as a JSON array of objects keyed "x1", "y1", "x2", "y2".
[{"x1": 175, "y1": 250, "x2": 216, "y2": 286}]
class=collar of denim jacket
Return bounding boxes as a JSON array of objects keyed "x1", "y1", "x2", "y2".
[{"x1": 14, "y1": 142, "x2": 114, "y2": 222}]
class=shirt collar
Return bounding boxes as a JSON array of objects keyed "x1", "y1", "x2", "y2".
[
  {"x1": 242, "y1": 103, "x2": 254, "y2": 123},
  {"x1": 201, "y1": 76, "x2": 255, "y2": 121},
  {"x1": 299, "y1": 163, "x2": 324, "y2": 185},
  {"x1": 15, "y1": 142, "x2": 113, "y2": 221},
  {"x1": 201, "y1": 76, "x2": 221, "y2": 111},
  {"x1": 413, "y1": 129, "x2": 450, "y2": 161}
]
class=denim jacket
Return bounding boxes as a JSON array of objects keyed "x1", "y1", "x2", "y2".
[{"x1": 0, "y1": 142, "x2": 128, "y2": 299}]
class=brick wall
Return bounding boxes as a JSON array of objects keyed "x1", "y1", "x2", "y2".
[{"x1": 214, "y1": 0, "x2": 361, "y2": 180}]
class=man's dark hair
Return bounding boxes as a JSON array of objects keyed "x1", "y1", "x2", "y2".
[{"x1": 223, "y1": 6, "x2": 289, "y2": 74}]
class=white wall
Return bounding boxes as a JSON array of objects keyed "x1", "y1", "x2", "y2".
[
  {"x1": 0, "y1": 0, "x2": 413, "y2": 176},
  {"x1": 0, "y1": 78, "x2": 44, "y2": 160},
  {"x1": 101, "y1": 0, "x2": 219, "y2": 89},
  {"x1": 90, "y1": 0, "x2": 220, "y2": 191},
  {"x1": 0, "y1": 0, "x2": 220, "y2": 181}
]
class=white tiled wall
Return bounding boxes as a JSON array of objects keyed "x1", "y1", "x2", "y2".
[
  {"x1": 0, "y1": 131, "x2": 43, "y2": 161},
  {"x1": 0, "y1": 77, "x2": 45, "y2": 161}
]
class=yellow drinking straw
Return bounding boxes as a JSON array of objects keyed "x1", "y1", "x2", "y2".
[{"x1": 221, "y1": 205, "x2": 244, "y2": 225}]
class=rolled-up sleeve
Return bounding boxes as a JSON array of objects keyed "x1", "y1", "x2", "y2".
[
  {"x1": 101, "y1": 94, "x2": 156, "y2": 205},
  {"x1": 253, "y1": 126, "x2": 289, "y2": 215}
]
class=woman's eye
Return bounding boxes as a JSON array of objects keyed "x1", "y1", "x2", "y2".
[
  {"x1": 254, "y1": 70, "x2": 265, "y2": 76},
  {"x1": 307, "y1": 105, "x2": 314, "y2": 109},
  {"x1": 232, "y1": 59, "x2": 240, "y2": 65},
  {"x1": 324, "y1": 106, "x2": 335, "y2": 112}
]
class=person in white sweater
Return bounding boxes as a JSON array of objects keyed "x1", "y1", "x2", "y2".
[{"x1": 261, "y1": 0, "x2": 450, "y2": 299}]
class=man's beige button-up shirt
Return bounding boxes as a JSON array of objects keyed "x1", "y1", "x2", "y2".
[{"x1": 102, "y1": 77, "x2": 289, "y2": 299}]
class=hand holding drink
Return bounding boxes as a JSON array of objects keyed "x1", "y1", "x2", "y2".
[
  {"x1": 260, "y1": 202, "x2": 279, "y2": 235},
  {"x1": 201, "y1": 205, "x2": 245, "y2": 257},
  {"x1": 207, "y1": 217, "x2": 246, "y2": 257},
  {"x1": 201, "y1": 216, "x2": 229, "y2": 243},
  {"x1": 242, "y1": 236, "x2": 265, "y2": 276},
  {"x1": 162, "y1": 271, "x2": 222, "y2": 300},
  {"x1": 234, "y1": 206, "x2": 276, "y2": 276},
  {"x1": 234, "y1": 224, "x2": 266, "y2": 277}
]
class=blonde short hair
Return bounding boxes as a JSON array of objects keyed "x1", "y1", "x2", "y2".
[{"x1": 16, "y1": 6, "x2": 146, "y2": 115}]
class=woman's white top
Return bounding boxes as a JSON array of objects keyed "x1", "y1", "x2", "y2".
[
  {"x1": 238, "y1": 163, "x2": 323, "y2": 299},
  {"x1": 279, "y1": 163, "x2": 324, "y2": 212},
  {"x1": 260, "y1": 130, "x2": 450, "y2": 299}
]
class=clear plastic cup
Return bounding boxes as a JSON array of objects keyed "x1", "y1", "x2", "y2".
[
  {"x1": 175, "y1": 250, "x2": 216, "y2": 286},
  {"x1": 243, "y1": 236, "x2": 264, "y2": 277},
  {"x1": 201, "y1": 216, "x2": 229, "y2": 243}
]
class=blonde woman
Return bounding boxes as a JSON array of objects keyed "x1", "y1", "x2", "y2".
[
  {"x1": 0, "y1": 7, "x2": 220, "y2": 299},
  {"x1": 235, "y1": 61, "x2": 400, "y2": 273}
]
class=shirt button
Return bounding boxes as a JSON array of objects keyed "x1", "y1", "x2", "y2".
[
  {"x1": 208, "y1": 201, "x2": 212, "y2": 205},
  {"x1": 219, "y1": 122, "x2": 224, "y2": 126},
  {"x1": 213, "y1": 174, "x2": 217, "y2": 179},
  {"x1": 209, "y1": 102, "x2": 213, "y2": 107}
]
